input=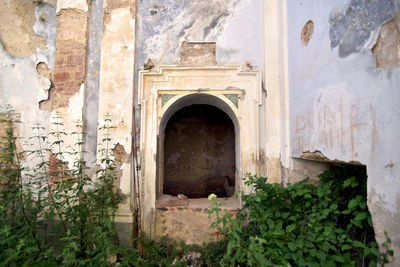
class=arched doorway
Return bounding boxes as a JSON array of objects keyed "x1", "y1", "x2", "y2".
[
  {"x1": 157, "y1": 93, "x2": 240, "y2": 199},
  {"x1": 163, "y1": 104, "x2": 235, "y2": 198}
]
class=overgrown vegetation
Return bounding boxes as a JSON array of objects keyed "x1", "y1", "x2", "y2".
[
  {"x1": 208, "y1": 169, "x2": 393, "y2": 266},
  {"x1": 0, "y1": 106, "x2": 393, "y2": 266},
  {"x1": 0, "y1": 108, "x2": 140, "y2": 265}
]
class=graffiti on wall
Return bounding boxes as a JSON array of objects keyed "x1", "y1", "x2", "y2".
[{"x1": 293, "y1": 83, "x2": 377, "y2": 161}]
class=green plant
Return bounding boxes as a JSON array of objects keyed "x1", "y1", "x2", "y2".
[
  {"x1": 209, "y1": 166, "x2": 393, "y2": 266},
  {"x1": 0, "y1": 106, "x2": 57, "y2": 265},
  {"x1": 0, "y1": 109, "x2": 141, "y2": 265}
]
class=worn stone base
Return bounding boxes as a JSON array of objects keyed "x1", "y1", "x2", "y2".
[
  {"x1": 155, "y1": 206, "x2": 216, "y2": 245},
  {"x1": 155, "y1": 196, "x2": 239, "y2": 245}
]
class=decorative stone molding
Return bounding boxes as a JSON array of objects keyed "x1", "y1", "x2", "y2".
[{"x1": 138, "y1": 65, "x2": 262, "y2": 237}]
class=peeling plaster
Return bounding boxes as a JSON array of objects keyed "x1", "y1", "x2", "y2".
[
  {"x1": 372, "y1": 19, "x2": 400, "y2": 69},
  {"x1": 288, "y1": 1, "x2": 400, "y2": 262},
  {"x1": 49, "y1": 84, "x2": 85, "y2": 170},
  {"x1": 0, "y1": 0, "x2": 56, "y2": 176},
  {"x1": 301, "y1": 20, "x2": 314, "y2": 46},
  {"x1": 0, "y1": 0, "x2": 47, "y2": 58},
  {"x1": 98, "y1": 6, "x2": 135, "y2": 155},
  {"x1": 135, "y1": 0, "x2": 262, "y2": 68},
  {"x1": 97, "y1": 3, "x2": 135, "y2": 220},
  {"x1": 34, "y1": 3, "x2": 58, "y2": 69},
  {"x1": 329, "y1": 0, "x2": 395, "y2": 57},
  {"x1": 0, "y1": 42, "x2": 52, "y2": 170}
]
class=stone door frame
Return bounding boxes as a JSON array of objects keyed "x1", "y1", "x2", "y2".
[{"x1": 138, "y1": 65, "x2": 262, "y2": 237}]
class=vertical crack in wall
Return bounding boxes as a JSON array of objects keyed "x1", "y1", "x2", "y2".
[{"x1": 83, "y1": 0, "x2": 104, "y2": 167}]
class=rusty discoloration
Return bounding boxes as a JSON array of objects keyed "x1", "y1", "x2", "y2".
[
  {"x1": 372, "y1": 19, "x2": 400, "y2": 69},
  {"x1": 180, "y1": 41, "x2": 216, "y2": 66}
]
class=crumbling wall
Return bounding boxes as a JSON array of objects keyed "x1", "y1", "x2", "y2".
[
  {"x1": 0, "y1": 0, "x2": 47, "y2": 58},
  {"x1": 135, "y1": 0, "x2": 263, "y2": 69},
  {"x1": 97, "y1": 0, "x2": 136, "y2": 223},
  {"x1": 287, "y1": 0, "x2": 400, "y2": 264},
  {"x1": 0, "y1": 1, "x2": 57, "y2": 166}
]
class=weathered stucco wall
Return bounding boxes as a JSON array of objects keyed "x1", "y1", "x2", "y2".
[
  {"x1": 3, "y1": 0, "x2": 399, "y2": 258},
  {"x1": 135, "y1": 0, "x2": 264, "y2": 69},
  {"x1": 97, "y1": 0, "x2": 136, "y2": 223},
  {"x1": 0, "y1": 1, "x2": 57, "y2": 165},
  {"x1": 286, "y1": 0, "x2": 400, "y2": 263}
]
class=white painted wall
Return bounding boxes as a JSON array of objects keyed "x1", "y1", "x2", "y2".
[{"x1": 286, "y1": 0, "x2": 400, "y2": 263}]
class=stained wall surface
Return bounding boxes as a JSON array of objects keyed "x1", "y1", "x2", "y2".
[
  {"x1": 286, "y1": 0, "x2": 400, "y2": 264},
  {"x1": 1, "y1": 0, "x2": 400, "y2": 261}
]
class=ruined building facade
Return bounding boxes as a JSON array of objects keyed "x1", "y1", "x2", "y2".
[{"x1": 1, "y1": 0, "x2": 400, "y2": 265}]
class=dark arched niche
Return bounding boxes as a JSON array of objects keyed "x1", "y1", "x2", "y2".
[{"x1": 158, "y1": 93, "x2": 240, "y2": 198}]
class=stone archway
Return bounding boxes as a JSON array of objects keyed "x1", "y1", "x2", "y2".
[
  {"x1": 139, "y1": 65, "x2": 262, "y2": 238},
  {"x1": 163, "y1": 104, "x2": 235, "y2": 198},
  {"x1": 157, "y1": 93, "x2": 241, "y2": 199}
]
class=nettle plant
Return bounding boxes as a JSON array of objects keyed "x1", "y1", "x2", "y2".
[
  {"x1": 209, "y1": 167, "x2": 393, "y2": 267},
  {"x1": 0, "y1": 108, "x2": 139, "y2": 265}
]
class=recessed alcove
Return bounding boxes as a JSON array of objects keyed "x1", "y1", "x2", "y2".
[
  {"x1": 163, "y1": 104, "x2": 235, "y2": 198},
  {"x1": 157, "y1": 93, "x2": 241, "y2": 200},
  {"x1": 139, "y1": 65, "x2": 262, "y2": 240}
]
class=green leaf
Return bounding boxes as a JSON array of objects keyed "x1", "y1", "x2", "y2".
[
  {"x1": 331, "y1": 255, "x2": 345, "y2": 263},
  {"x1": 343, "y1": 177, "x2": 353, "y2": 188},
  {"x1": 348, "y1": 198, "x2": 358, "y2": 209},
  {"x1": 286, "y1": 224, "x2": 296, "y2": 233},
  {"x1": 354, "y1": 212, "x2": 367, "y2": 221},
  {"x1": 288, "y1": 242, "x2": 296, "y2": 251},
  {"x1": 227, "y1": 240, "x2": 235, "y2": 254}
]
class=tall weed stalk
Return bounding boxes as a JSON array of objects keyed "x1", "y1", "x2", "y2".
[{"x1": 0, "y1": 109, "x2": 140, "y2": 265}]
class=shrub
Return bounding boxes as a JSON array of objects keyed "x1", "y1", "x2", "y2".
[{"x1": 209, "y1": 167, "x2": 393, "y2": 266}]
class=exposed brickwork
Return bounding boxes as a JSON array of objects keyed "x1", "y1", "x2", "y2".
[
  {"x1": 50, "y1": 9, "x2": 88, "y2": 109},
  {"x1": 48, "y1": 152, "x2": 72, "y2": 186},
  {"x1": 180, "y1": 41, "x2": 216, "y2": 66}
]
